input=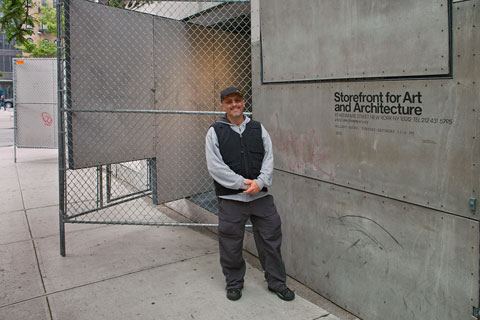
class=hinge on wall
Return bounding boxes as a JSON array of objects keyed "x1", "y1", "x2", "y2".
[{"x1": 470, "y1": 197, "x2": 477, "y2": 212}]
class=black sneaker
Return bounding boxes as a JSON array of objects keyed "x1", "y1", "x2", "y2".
[
  {"x1": 226, "y1": 288, "x2": 242, "y2": 301},
  {"x1": 268, "y1": 287, "x2": 295, "y2": 301}
]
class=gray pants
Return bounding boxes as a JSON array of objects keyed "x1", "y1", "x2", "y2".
[{"x1": 217, "y1": 195, "x2": 287, "y2": 291}]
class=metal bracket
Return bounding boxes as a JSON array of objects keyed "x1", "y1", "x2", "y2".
[{"x1": 469, "y1": 197, "x2": 477, "y2": 212}]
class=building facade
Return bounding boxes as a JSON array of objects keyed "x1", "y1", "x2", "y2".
[{"x1": 0, "y1": 33, "x2": 21, "y2": 99}]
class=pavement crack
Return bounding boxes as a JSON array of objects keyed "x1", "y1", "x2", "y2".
[
  {"x1": 0, "y1": 250, "x2": 218, "y2": 311},
  {"x1": 15, "y1": 164, "x2": 54, "y2": 320}
]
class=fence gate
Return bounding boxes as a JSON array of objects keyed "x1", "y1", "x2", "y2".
[
  {"x1": 14, "y1": 58, "x2": 58, "y2": 162},
  {"x1": 58, "y1": 0, "x2": 252, "y2": 255}
]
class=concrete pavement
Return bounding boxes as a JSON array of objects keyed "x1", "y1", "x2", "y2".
[
  {"x1": 0, "y1": 109, "x2": 358, "y2": 320},
  {"x1": 0, "y1": 108, "x2": 13, "y2": 147}
]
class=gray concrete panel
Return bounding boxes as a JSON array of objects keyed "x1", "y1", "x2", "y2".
[
  {"x1": 153, "y1": 20, "x2": 250, "y2": 203},
  {"x1": 0, "y1": 189, "x2": 25, "y2": 214},
  {"x1": 0, "y1": 241, "x2": 44, "y2": 306},
  {"x1": 69, "y1": 0, "x2": 155, "y2": 168},
  {"x1": 250, "y1": 1, "x2": 480, "y2": 319},
  {"x1": 14, "y1": 59, "x2": 57, "y2": 149},
  {"x1": 155, "y1": 114, "x2": 213, "y2": 203},
  {"x1": 153, "y1": 18, "x2": 251, "y2": 110},
  {"x1": 22, "y1": 186, "x2": 58, "y2": 210},
  {"x1": 68, "y1": 0, "x2": 251, "y2": 181},
  {"x1": 153, "y1": 21, "x2": 216, "y2": 110},
  {"x1": 16, "y1": 103, "x2": 57, "y2": 148},
  {"x1": 253, "y1": 1, "x2": 480, "y2": 219},
  {"x1": 35, "y1": 225, "x2": 218, "y2": 292},
  {"x1": 14, "y1": 58, "x2": 56, "y2": 104},
  {"x1": 152, "y1": 19, "x2": 215, "y2": 202},
  {"x1": 213, "y1": 30, "x2": 252, "y2": 106},
  {"x1": 48, "y1": 253, "x2": 327, "y2": 320},
  {"x1": 68, "y1": 0, "x2": 252, "y2": 206},
  {"x1": 69, "y1": 112, "x2": 156, "y2": 168},
  {"x1": 271, "y1": 170, "x2": 478, "y2": 320},
  {"x1": 27, "y1": 206, "x2": 107, "y2": 239},
  {"x1": 0, "y1": 166, "x2": 20, "y2": 193},
  {"x1": 0, "y1": 297, "x2": 50, "y2": 320},
  {"x1": 69, "y1": 0, "x2": 155, "y2": 112},
  {"x1": 15, "y1": 150, "x2": 58, "y2": 188},
  {"x1": 0, "y1": 211, "x2": 30, "y2": 245},
  {"x1": 260, "y1": 0, "x2": 450, "y2": 82},
  {"x1": 255, "y1": 80, "x2": 476, "y2": 218},
  {"x1": 187, "y1": 2, "x2": 250, "y2": 27}
]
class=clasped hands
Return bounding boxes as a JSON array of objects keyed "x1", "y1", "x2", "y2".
[{"x1": 243, "y1": 179, "x2": 260, "y2": 194}]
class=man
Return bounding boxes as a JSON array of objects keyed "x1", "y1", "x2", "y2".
[{"x1": 205, "y1": 86, "x2": 295, "y2": 302}]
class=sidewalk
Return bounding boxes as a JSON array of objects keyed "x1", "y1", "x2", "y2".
[
  {"x1": 0, "y1": 110, "x2": 357, "y2": 320},
  {"x1": 0, "y1": 108, "x2": 14, "y2": 147}
]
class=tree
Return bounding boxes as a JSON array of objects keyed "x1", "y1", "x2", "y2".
[
  {"x1": 37, "y1": 4, "x2": 56, "y2": 35},
  {"x1": 0, "y1": 0, "x2": 151, "y2": 56},
  {"x1": 0, "y1": 0, "x2": 35, "y2": 46},
  {"x1": 14, "y1": 5, "x2": 57, "y2": 57},
  {"x1": 18, "y1": 38, "x2": 56, "y2": 57},
  {"x1": 100, "y1": 0, "x2": 151, "y2": 10}
]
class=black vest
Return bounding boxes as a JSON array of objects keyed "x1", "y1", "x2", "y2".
[{"x1": 212, "y1": 119, "x2": 268, "y2": 196}]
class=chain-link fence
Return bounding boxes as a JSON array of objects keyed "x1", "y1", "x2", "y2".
[
  {"x1": 57, "y1": 0, "x2": 252, "y2": 255},
  {"x1": 14, "y1": 58, "x2": 58, "y2": 162}
]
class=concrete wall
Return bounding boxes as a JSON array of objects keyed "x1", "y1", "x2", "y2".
[{"x1": 251, "y1": 0, "x2": 479, "y2": 319}]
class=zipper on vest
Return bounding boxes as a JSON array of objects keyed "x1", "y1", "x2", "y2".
[{"x1": 239, "y1": 133, "x2": 250, "y2": 177}]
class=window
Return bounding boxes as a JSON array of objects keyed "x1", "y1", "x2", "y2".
[
  {"x1": 0, "y1": 56, "x2": 16, "y2": 73},
  {"x1": 0, "y1": 57, "x2": 5, "y2": 72},
  {"x1": 5, "y1": 56, "x2": 12, "y2": 72}
]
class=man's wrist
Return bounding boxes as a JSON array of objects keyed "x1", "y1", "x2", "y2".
[{"x1": 255, "y1": 179, "x2": 264, "y2": 190}]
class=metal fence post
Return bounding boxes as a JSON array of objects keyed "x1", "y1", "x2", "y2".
[
  {"x1": 13, "y1": 59, "x2": 17, "y2": 163},
  {"x1": 150, "y1": 158, "x2": 158, "y2": 205},
  {"x1": 58, "y1": 0, "x2": 67, "y2": 257}
]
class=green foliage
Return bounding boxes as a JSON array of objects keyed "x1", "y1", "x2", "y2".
[
  {"x1": 0, "y1": 0, "x2": 34, "y2": 46},
  {"x1": 8, "y1": 4, "x2": 57, "y2": 57},
  {"x1": 104, "y1": 0, "x2": 125, "y2": 8},
  {"x1": 103, "y1": 0, "x2": 152, "y2": 9},
  {"x1": 16, "y1": 38, "x2": 56, "y2": 57},
  {"x1": 37, "y1": 5, "x2": 57, "y2": 36},
  {"x1": 0, "y1": 0, "x2": 150, "y2": 52}
]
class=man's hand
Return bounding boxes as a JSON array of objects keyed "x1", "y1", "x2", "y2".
[{"x1": 243, "y1": 180, "x2": 260, "y2": 194}]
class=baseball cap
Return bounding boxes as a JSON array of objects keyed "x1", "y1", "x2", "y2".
[{"x1": 220, "y1": 87, "x2": 243, "y2": 101}]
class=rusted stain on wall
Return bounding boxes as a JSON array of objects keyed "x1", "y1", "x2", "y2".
[{"x1": 272, "y1": 112, "x2": 334, "y2": 180}]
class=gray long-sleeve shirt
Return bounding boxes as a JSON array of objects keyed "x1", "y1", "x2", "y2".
[{"x1": 205, "y1": 116, "x2": 274, "y2": 202}]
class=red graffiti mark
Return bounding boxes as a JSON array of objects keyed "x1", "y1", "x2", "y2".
[
  {"x1": 273, "y1": 112, "x2": 334, "y2": 180},
  {"x1": 41, "y1": 112, "x2": 53, "y2": 126}
]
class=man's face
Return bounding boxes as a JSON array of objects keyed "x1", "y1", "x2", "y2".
[{"x1": 221, "y1": 94, "x2": 245, "y2": 119}]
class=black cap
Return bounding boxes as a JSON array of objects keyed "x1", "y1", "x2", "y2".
[{"x1": 220, "y1": 87, "x2": 243, "y2": 101}]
